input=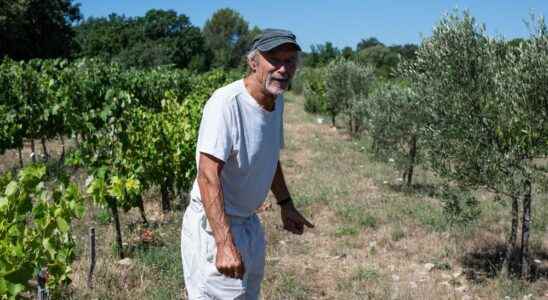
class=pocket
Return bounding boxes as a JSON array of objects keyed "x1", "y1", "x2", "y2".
[{"x1": 202, "y1": 259, "x2": 246, "y2": 300}]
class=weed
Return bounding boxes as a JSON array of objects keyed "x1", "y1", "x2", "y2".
[
  {"x1": 270, "y1": 272, "x2": 309, "y2": 300},
  {"x1": 495, "y1": 276, "x2": 532, "y2": 299},
  {"x1": 391, "y1": 224, "x2": 405, "y2": 241},
  {"x1": 334, "y1": 225, "x2": 359, "y2": 237},
  {"x1": 352, "y1": 266, "x2": 380, "y2": 282},
  {"x1": 408, "y1": 202, "x2": 447, "y2": 232},
  {"x1": 337, "y1": 266, "x2": 382, "y2": 292},
  {"x1": 335, "y1": 203, "x2": 377, "y2": 229},
  {"x1": 96, "y1": 207, "x2": 111, "y2": 225}
]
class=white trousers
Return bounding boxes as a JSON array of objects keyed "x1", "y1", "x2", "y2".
[{"x1": 181, "y1": 200, "x2": 266, "y2": 300}]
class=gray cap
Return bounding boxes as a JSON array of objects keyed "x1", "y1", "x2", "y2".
[{"x1": 251, "y1": 28, "x2": 301, "y2": 52}]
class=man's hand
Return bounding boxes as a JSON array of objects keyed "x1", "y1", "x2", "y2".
[
  {"x1": 280, "y1": 203, "x2": 314, "y2": 234},
  {"x1": 216, "y1": 240, "x2": 245, "y2": 279}
]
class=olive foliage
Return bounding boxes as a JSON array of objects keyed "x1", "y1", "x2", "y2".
[{"x1": 400, "y1": 11, "x2": 547, "y2": 277}]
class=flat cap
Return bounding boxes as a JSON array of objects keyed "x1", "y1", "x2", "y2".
[{"x1": 251, "y1": 28, "x2": 301, "y2": 52}]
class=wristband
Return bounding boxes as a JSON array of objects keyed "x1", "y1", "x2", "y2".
[{"x1": 277, "y1": 196, "x2": 293, "y2": 206}]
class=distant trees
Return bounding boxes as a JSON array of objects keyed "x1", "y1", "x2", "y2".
[
  {"x1": 355, "y1": 45, "x2": 399, "y2": 78},
  {"x1": 74, "y1": 9, "x2": 210, "y2": 71},
  {"x1": 356, "y1": 37, "x2": 383, "y2": 51},
  {"x1": 303, "y1": 42, "x2": 340, "y2": 67},
  {"x1": 0, "y1": 0, "x2": 82, "y2": 60},
  {"x1": 203, "y1": 8, "x2": 257, "y2": 69},
  {"x1": 73, "y1": 7, "x2": 260, "y2": 71},
  {"x1": 300, "y1": 37, "x2": 418, "y2": 79},
  {"x1": 1, "y1": 1, "x2": 421, "y2": 77}
]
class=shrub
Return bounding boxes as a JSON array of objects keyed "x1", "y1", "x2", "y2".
[{"x1": 302, "y1": 67, "x2": 327, "y2": 114}]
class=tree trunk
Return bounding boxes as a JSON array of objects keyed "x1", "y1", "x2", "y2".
[
  {"x1": 18, "y1": 147, "x2": 24, "y2": 168},
  {"x1": 331, "y1": 114, "x2": 336, "y2": 127},
  {"x1": 520, "y1": 179, "x2": 532, "y2": 278},
  {"x1": 30, "y1": 139, "x2": 36, "y2": 163},
  {"x1": 502, "y1": 194, "x2": 519, "y2": 277},
  {"x1": 138, "y1": 195, "x2": 148, "y2": 225},
  {"x1": 406, "y1": 134, "x2": 417, "y2": 187},
  {"x1": 108, "y1": 198, "x2": 124, "y2": 259},
  {"x1": 75, "y1": 133, "x2": 80, "y2": 147},
  {"x1": 60, "y1": 134, "x2": 65, "y2": 161},
  {"x1": 348, "y1": 119, "x2": 353, "y2": 137},
  {"x1": 40, "y1": 137, "x2": 49, "y2": 161},
  {"x1": 161, "y1": 178, "x2": 172, "y2": 212},
  {"x1": 87, "y1": 227, "x2": 96, "y2": 289}
]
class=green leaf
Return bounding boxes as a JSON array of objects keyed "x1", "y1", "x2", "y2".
[
  {"x1": 4, "y1": 262, "x2": 34, "y2": 287},
  {"x1": 0, "y1": 196, "x2": 8, "y2": 210},
  {"x1": 56, "y1": 216, "x2": 70, "y2": 233},
  {"x1": 5, "y1": 181, "x2": 17, "y2": 197},
  {"x1": 42, "y1": 238, "x2": 56, "y2": 257},
  {"x1": 7, "y1": 282, "x2": 25, "y2": 298}
]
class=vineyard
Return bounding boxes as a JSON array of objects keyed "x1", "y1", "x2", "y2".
[
  {"x1": 0, "y1": 5, "x2": 547, "y2": 300},
  {"x1": 0, "y1": 57, "x2": 240, "y2": 298}
]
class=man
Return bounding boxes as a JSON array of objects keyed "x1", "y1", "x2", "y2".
[{"x1": 181, "y1": 29, "x2": 314, "y2": 299}]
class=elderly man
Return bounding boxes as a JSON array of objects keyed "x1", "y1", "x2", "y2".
[{"x1": 181, "y1": 29, "x2": 314, "y2": 299}]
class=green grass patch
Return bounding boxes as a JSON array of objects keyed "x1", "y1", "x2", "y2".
[
  {"x1": 495, "y1": 276, "x2": 532, "y2": 299},
  {"x1": 269, "y1": 272, "x2": 309, "y2": 300},
  {"x1": 391, "y1": 224, "x2": 405, "y2": 241},
  {"x1": 402, "y1": 201, "x2": 447, "y2": 232},
  {"x1": 352, "y1": 266, "x2": 380, "y2": 282},
  {"x1": 334, "y1": 225, "x2": 359, "y2": 237},
  {"x1": 134, "y1": 230, "x2": 184, "y2": 300},
  {"x1": 337, "y1": 266, "x2": 381, "y2": 291},
  {"x1": 334, "y1": 203, "x2": 377, "y2": 229},
  {"x1": 96, "y1": 208, "x2": 111, "y2": 225}
]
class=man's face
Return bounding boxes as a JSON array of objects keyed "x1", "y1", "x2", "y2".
[{"x1": 253, "y1": 44, "x2": 298, "y2": 96}]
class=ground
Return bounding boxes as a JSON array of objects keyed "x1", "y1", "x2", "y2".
[{"x1": 3, "y1": 93, "x2": 547, "y2": 299}]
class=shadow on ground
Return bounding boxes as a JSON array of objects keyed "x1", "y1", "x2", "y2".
[
  {"x1": 461, "y1": 241, "x2": 548, "y2": 282},
  {"x1": 387, "y1": 182, "x2": 438, "y2": 198}
]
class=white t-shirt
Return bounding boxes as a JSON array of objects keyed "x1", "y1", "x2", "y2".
[{"x1": 189, "y1": 79, "x2": 284, "y2": 217}]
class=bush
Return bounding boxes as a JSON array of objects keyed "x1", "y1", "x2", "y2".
[
  {"x1": 290, "y1": 67, "x2": 307, "y2": 95},
  {"x1": 302, "y1": 67, "x2": 327, "y2": 114}
]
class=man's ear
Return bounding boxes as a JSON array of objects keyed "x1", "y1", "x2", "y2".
[{"x1": 248, "y1": 56, "x2": 258, "y2": 73}]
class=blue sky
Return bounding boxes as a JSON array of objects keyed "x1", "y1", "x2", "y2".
[{"x1": 75, "y1": 1, "x2": 548, "y2": 51}]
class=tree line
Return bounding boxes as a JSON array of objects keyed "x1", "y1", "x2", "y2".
[{"x1": 1, "y1": 0, "x2": 420, "y2": 74}]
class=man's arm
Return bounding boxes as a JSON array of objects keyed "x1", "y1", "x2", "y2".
[
  {"x1": 197, "y1": 152, "x2": 244, "y2": 279},
  {"x1": 271, "y1": 161, "x2": 314, "y2": 234}
]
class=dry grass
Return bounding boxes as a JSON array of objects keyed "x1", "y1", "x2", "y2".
[{"x1": 3, "y1": 93, "x2": 547, "y2": 299}]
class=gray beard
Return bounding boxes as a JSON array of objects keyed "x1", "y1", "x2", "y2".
[{"x1": 265, "y1": 73, "x2": 289, "y2": 96}]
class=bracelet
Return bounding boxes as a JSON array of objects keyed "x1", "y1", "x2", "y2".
[{"x1": 277, "y1": 196, "x2": 293, "y2": 206}]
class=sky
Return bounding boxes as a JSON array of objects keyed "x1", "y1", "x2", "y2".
[{"x1": 75, "y1": 1, "x2": 548, "y2": 51}]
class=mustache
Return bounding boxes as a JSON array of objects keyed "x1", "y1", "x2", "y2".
[{"x1": 269, "y1": 75, "x2": 289, "y2": 81}]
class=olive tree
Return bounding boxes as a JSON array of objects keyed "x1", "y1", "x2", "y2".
[
  {"x1": 400, "y1": 11, "x2": 547, "y2": 278},
  {"x1": 368, "y1": 82, "x2": 423, "y2": 186},
  {"x1": 490, "y1": 16, "x2": 548, "y2": 276},
  {"x1": 325, "y1": 58, "x2": 375, "y2": 136}
]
